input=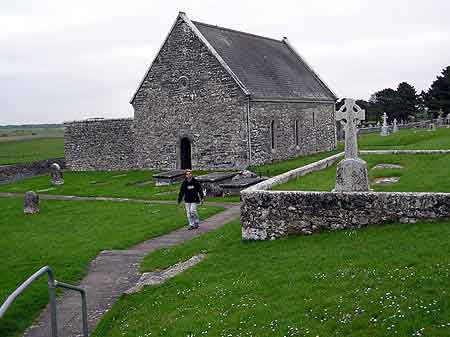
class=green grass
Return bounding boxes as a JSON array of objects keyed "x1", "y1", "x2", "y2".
[
  {"x1": 0, "y1": 138, "x2": 64, "y2": 165},
  {"x1": 249, "y1": 149, "x2": 341, "y2": 177},
  {"x1": 92, "y1": 219, "x2": 450, "y2": 337},
  {"x1": 358, "y1": 127, "x2": 450, "y2": 150},
  {"x1": 274, "y1": 154, "x2": 450, "y2": 192},
  {"x1": 0, "y1": 170, "x2": 240, "y2": 202},
  {"x1": 0, "y1": 198, "x2": 223, "y2": 337},
  {"x1": 250, "y1": 128, "x2": 450, "y2": 178}
]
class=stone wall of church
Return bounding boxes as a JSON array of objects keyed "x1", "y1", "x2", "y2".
[
  {"x1": 64, "y1": 118, "x2": 136, "y2": 171},
  {"x1": 132, "y1": 18, "x2": 249, "y2": 170},
  {"x1": 249, "y1": 101, "x2": 336, "y2": 165}
]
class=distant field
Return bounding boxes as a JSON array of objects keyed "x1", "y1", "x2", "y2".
[
  {"x1": 0, "y1": 125, "x2": 64, "y2": 165},
  {"x1": 0, "y1": 138, "x2": 64, "y2": 165},
  {"x1": 0, "y1": 124, "x2": 63, "y2": 138}
]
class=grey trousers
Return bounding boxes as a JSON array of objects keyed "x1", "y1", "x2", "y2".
[{"x1": 185, "y1": 202, "x2": 200, "y2": 227}]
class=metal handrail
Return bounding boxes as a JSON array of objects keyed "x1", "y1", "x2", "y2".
[{"x1": 0, "y1": 266, "x2": 88, "y2": 337}]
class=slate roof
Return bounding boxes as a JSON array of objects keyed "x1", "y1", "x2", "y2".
[{"x1": 193, "y1": 21, "x2": 336, "y2": 101}]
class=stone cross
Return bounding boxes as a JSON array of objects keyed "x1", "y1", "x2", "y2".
[
  {"x1": 335, "y1": 99, "x2": 365, "y2": 159},
  {"x1": 393, "y1": 118, "x2": 399, "y2": 133},
  {"x1": 50, "y1": 163, "x2": 64, "y2": 185},
  {"x1": 380, "y1": 112, "x2": 390, "y2": 136},
  {"x1": 382, "y1": 112, "x2": 388, "y2": 127}
]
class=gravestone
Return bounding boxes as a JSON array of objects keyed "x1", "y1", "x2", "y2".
[
  {"x1": 334, "y1": 99, "x2": 370, "y2": 192},
  {"x1": 446, "y1": 113, "x2": 450, "y2": 126},
  {"x1": 393, "y1": 118, "x2": 399, "y2": 133},
  {"x1": 380, "y1": 112, "x2": 390, "y2": 136},
  {"x1": 24, "y1": 191, "x2": 39, "y2": 214},
  {"x1": 50, "y1": 163, "x2": 64, "y2": 185}
]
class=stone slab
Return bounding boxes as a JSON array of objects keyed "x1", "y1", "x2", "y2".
[
  {"x1": 372, "y1": 163, "x2": 404, "y2": 170},
  {"x1": 220, "y1": 177, "x2": 266, "y2": 195},
  {"x1": 153, "y1": 170, "x2": 185, "y2": 186},
  {"x1": 196, "y1": 172, "x2": 238, "y2": 183},
  {"x1": 153, "y1": 170, "x2": 185, "y2": 179},
  {"x1": 373, "y1": 176, "x2": 400, "y2": 185}
]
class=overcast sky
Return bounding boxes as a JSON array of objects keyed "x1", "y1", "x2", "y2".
[{"x1": 1, "y1": 0, "x2": 449, "y2": 125}]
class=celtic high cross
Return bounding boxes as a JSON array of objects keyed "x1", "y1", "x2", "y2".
[{"x1": 336, "y1": 99, "x2": 365, "y2": 159}]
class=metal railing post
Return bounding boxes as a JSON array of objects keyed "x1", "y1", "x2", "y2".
[
  {"x1": 0, "y1": 266, "x2": 88, "y2": 337},
  {"x1": 54, "y1": 281, "x2": 89, "y2": 337},
  {"x1": 47, "y1": 269, "x2": 58, "y2": 337}
]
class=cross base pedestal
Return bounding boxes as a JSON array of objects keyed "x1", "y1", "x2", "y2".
[{"x1": 334, "y1": 158, "x2": 370, "y2": 192}]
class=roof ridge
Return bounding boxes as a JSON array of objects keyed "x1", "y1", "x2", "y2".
[{"x1": 192, "y1": 20, "x2": 283, "y2": 44}]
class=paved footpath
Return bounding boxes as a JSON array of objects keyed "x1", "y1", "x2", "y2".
[{"x1": 0, "y1": 193, "x2": 240, "y2": 337}]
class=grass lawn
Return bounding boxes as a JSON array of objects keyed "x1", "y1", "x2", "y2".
[
  {"x1": 0, "y1": 198, "x2": 223, "y2": 337},
  {"x1": 0, "y1": 170, "x2": 241, "y2": 202},
  {"x1": 274, "y1": 154, "x2": 450, "y2": 192},
  {"x1": 358, "y1": 127, "x2": 450, "y2": 150},
  {"x1": 0, "y1": 137, "x2": 64, "y2": 165},
  {"x1": 92, "y1": 219, "x2": 450, "y2": 337},
  {"x1": 250, "y1": 127, "x2": 450, "y2": 178}
]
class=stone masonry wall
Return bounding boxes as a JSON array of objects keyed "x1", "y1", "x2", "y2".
[
  {"x1": 250, "y1": 101, "x2": 336, "y2": 165},
  {"x1": 0, "y1": 158, "x2": 65, "y2": 184},
  {"x1": 64, "y1": 118, "x2": 135, "y2": 171},
  {"x1": 132, "y1": 19, "x2": 248, "y2": 170},
  {"x1": 241, "y1": 190, "x2": 450, "y2": 240}
]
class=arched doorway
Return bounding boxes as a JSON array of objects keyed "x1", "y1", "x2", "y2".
[{"x1": 180, "y1": 137, "x2": 192, "y2": 169}]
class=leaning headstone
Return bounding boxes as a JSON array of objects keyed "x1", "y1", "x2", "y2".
[
  {"x1": 380, "y1": 112, "x2": 390, "y2": 136},
  {"x1": 334, "y1": 99, "x2": 370, "y2": 192},
  {"x1": 393, "y1": 118, "x2": 399, "y2": 133},
  {"x1": 24, "y1": 191, "x2": 39, "y2": 214},
  {"x1": 50, "y1": 163, "x2": 64, "y2": 185}
]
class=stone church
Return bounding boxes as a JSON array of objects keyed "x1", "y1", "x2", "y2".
[{"x1": 65, "y1": 12, "x2": 337, "y2": 171}]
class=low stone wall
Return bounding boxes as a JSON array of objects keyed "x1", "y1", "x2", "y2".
[
  {"x1": 241, "y1": 190, "x2": 450, "y2": 240},
  {"x1": 0, "y1": 158, "x2": 65, "y2": 184},
  {"x1": 64, "y1": 118, "x2": 136, "y2": 171},
  {"x1": 241, "y1": 150, "x2": 450, "y2": 240}
]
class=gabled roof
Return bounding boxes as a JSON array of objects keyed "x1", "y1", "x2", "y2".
[
  {"x1": 193, "y1": 21, "x2": 336, "y2": 101},
  {"x1": 130, "y1": 12, "x2": 337, "y2": 104}
]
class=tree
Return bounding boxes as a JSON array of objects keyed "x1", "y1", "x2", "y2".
[
  {"x1": 396, "y1": 82, "x2": 418, "y2": 119},
  {"x1": 425, "y1": 66, "x2": 450, "y2": 115},
  {"x1": 374, "y1": 88, "x2": 398, "y2": 121}
]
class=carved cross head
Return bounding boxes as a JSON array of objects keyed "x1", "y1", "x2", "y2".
[{"x1": 335, "y1": 99, "x2": 365, "y2": 127}]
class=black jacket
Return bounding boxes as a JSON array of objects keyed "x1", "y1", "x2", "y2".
[{"x1": 178, "y1": 178, "x2": 204, "y2": 203}]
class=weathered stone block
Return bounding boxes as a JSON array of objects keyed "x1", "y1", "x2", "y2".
[
  {"x1": 24, "y1": 191, "x2": 39, "y2": 214},
  {"x1": 334, "y1": 158, "x2": 370, "y2": 192}
]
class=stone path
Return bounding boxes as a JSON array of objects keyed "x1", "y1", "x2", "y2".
[
  {"x1": 0, "y1": 192, "x2": 234, "y2": 208},
  {"x1": 0, "y1": 193, "x2": 240, "y2": 337}
]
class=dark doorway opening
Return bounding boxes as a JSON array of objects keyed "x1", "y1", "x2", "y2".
[{"x1": 180, "y1": 137, "x2": 192, "y2": 169}]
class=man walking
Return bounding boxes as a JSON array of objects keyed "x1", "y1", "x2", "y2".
[{"x1": 177, "y1": 169, "x2": 204, "y2": 230}]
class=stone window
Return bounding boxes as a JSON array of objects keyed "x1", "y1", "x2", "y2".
[
  {"x1": 270, "y1": 120, "x2": 276, "y2": 150},
  {"x1": 294, "y1": 120, "x2": 299, "y2": 146},
  {"x1": 312, "y1": 111, "x2": 315, "y2": 127},
  {"x1": 178, "y1": 76, "x2": 189, "y2": 89}
]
